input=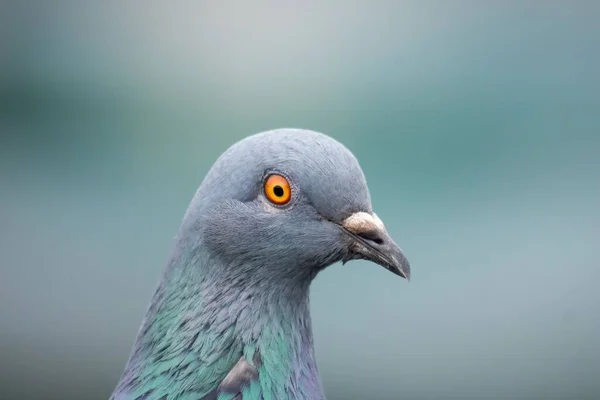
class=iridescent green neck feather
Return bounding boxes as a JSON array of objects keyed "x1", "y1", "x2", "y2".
[{"x1": 111, "y1": 238, "x2": 324, "y2": 400}]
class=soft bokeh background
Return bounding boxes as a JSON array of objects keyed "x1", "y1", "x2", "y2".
[{"x1": 1, "y1": 1, "x2": 599, "y2": 399}]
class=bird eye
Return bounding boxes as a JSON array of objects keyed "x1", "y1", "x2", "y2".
[{"x1": 264, "y1": 174, "x2": 291, "y2": 205}]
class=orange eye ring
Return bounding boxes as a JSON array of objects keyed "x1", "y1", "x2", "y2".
[{"x1": 264, "y1": 174, "x2": 292, "y2": 205}]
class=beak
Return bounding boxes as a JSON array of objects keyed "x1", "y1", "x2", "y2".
[{"x1": 341, "y1": 212, "x2": 411, "y2": 280}]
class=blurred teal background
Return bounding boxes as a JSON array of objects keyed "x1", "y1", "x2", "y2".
[{"x1": 1, "y1": 2, "x2": 599, "y2": 399}]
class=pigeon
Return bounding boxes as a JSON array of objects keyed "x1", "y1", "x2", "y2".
[{"x1": 110, "y1": 129, "x2": 410, "y2": 400}]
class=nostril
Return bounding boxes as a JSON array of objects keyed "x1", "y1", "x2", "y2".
[{"x1": 356, "y1": 229, "x2": 384, "y2": 245}]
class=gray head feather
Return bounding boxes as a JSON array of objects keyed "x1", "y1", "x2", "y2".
[{"x1": 181, "y1": 128, "x2": 373, "y2": 282}]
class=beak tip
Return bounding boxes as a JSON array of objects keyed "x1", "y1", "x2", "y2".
[
  {"x1": 393, "y1": 264, "x2": 411, "y2": 281},
  {"x1": 390, "y1": 252, "x2": 411, "y2": 281}
]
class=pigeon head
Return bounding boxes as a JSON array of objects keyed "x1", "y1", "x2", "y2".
[
  {"x1": 182, "y1": 128, "x2": 410, "y2": 281},
  {"x1": 110, "y1": 128, "x2": 411, "y2": 400}
]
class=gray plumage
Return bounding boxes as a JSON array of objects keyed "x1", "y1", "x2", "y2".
[{"x1": 111, "y1": 128, "x2": 410, "y2": 400}]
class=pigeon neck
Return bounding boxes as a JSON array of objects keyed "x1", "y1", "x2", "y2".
[
  {"x1": 241, "y1": 275, "x2": 324, "y2": 399},
  {"x1": 114, "y1": 244, "x2": 324, "y2": 399},
  {"x1": 203, "y1": 251, "x2": 325, "y2": 399}
]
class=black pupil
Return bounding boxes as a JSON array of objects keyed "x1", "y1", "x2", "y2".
[{"x1": 273, "y1": 185, "x2": 284, "y2": 197}]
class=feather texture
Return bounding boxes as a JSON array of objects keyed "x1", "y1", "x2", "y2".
[{"x1": 111, "y1": 129, "x2": 384, "y2": 400}]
